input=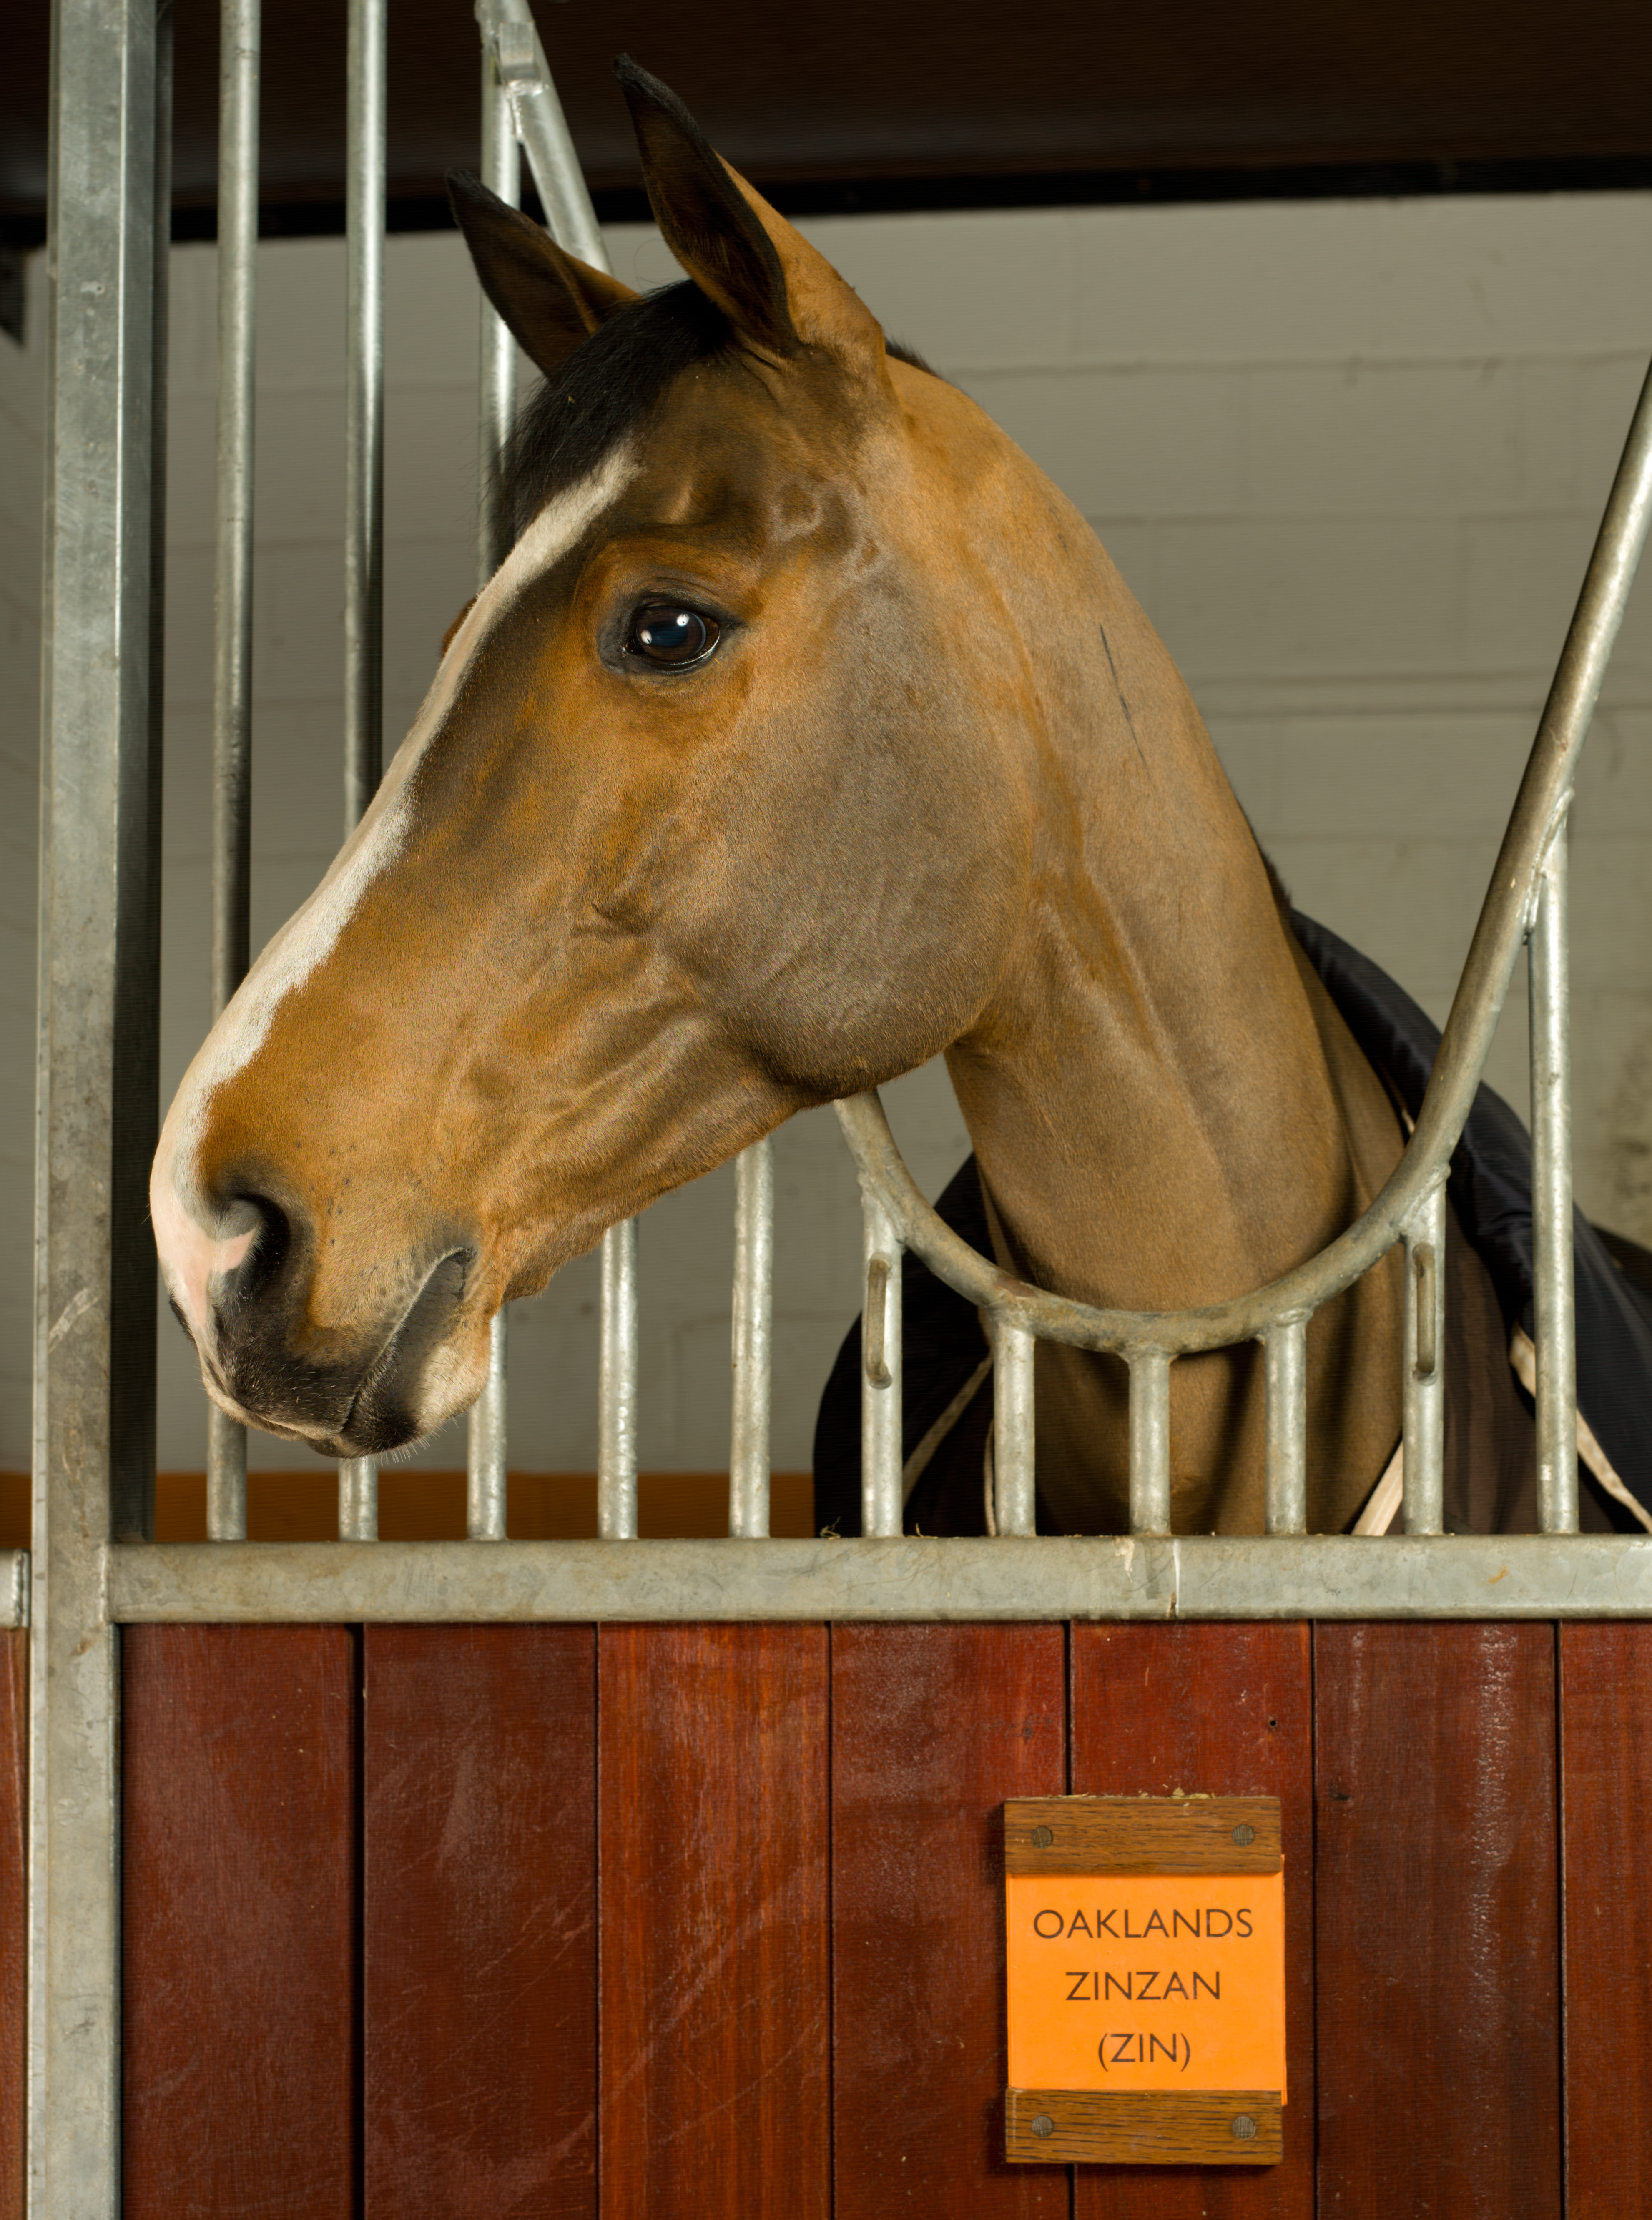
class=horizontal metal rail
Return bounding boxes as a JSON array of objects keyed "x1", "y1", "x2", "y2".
[
  {"x1": 10, "y1": 1533, "x2": 1652, "y2": 1625},
  {"x1": 97, "y1": 1535, "x2": 1652, "y2": 1622}
]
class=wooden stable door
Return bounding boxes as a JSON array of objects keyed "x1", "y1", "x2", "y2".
[{"x1": 65, "y1": 1621, "x2": 1650, "y2": 2218}]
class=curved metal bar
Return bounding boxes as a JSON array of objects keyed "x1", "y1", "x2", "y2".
[
  {"x1": 475, "y1": 0, "x2": 610, "y2": 274},
  {"x1": 835, "y1": 353, "x2": 1652, "y2": 1362}
]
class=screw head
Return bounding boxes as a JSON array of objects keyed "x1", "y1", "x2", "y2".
[
  {"x1": 1230, "y1": 2115, "x2": 1258, "y2": 2141},
  {"x1": 1031, "y1": 1824, "x2": 1054, "y2": 1849},
  {"x1": 1231, "y1": 1822, "x2": 1256, "y2": 1846},
  {"x1": 1031, "y1": 2114, "x2": 1055, "y2": 2139}
]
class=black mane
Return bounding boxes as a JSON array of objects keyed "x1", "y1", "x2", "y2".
[
  {"x1": 503, "y1": 280, "x2": 731, "y2": 542},
  {"x1": 502, "y1": 278, "x2": 938, "y2": 542}
]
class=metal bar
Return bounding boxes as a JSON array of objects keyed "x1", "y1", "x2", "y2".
[
  {"x1": 33, "y1": 0, "x2": 163, "y2": 2197},
  {"x1": 1401, "y1": 1186, "x2": 1448, "y2": 1536},
  {"x1": 205, "y1": 1409, "x2": 246, "y2": 1540},
  {"x1": 1530, "y1": 825, "x2": 1580, "y2": 1533},
  {"x1": 206, "y1": 0, "x2": 260, "y2": 1535},
  {"x1": 598, "y1": 1216, "x2": 639, "y2": 1538},
  {"x1": 335, "y1": 0, "x2": 384, "y2": 1539},
  {"x1": 343, "y1": 0, "x2": 384, "y2": 835},
  {"x1": 461, "y1": 41, "x2": 520, "y2": 1505},
  {"x1": 103, "y1": 1533, "x2": 1652, "y2": 1624},
  {"x1": 475, "y1": 39, "x2": 519, "y2": 581},
  {"x1": 861, "y1": 1194, "x2": 904, "y2": 1537},
  {"x1": 339, "y1": 1459, "x2": 378, "y2": 1542},
  {"x1": 475, "y1": 0, "x2": 610, "y2": 272},
  {"x1": 1263, "y1": 1318, "x2": 1308, "y2": 1535},
  {"x1": 993, "y1": 1315, "x2": 1037, "y2": 1536},
  {"x1": 467, "y1": 1311, "x2": 509, "y2": 1539},
  {"x1": 475, "y1": 5, "x2": 650, "y2": 1526},
  {"x1": 728, "y1": 1139, "x2": 773, "y2": 1539},
  {"x1": 1127, "y1": 1350, "x2": 1172, "y2": 1535}
]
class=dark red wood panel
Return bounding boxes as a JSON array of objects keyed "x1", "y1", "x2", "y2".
[
  {"x1": 1314, "y1": 1623, "x2": 1560, "y2": 2218},
  {"x1": 831, "y1": 1624, "x2": 1068, "y2": 2219},
  {"x1": 0, "y1": 1630, "x2": 24, "y2": 2220},
  {"x1": 123, "y1": 1625, "x2": 357, "y2": 2220},
  {"x1": 1069, "y1": 1623, "x2": 1314, "y2": 2220},
  {"x1": 1560, "y1": 1624, "x2": 1652, "y2": 2217},
  {"x1": 598, "y1": 1624, "x2": 829, "y2": 2219},
  {"x1": 363, "y1": 1626, "x2": 597, "y2": 2218}
]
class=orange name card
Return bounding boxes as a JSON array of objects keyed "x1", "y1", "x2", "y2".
[{"x1": 1006, "y1": 1871, "x2": 1286, "y2": 2095}]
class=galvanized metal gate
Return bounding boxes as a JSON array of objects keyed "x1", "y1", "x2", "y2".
[{"x1": 18, "y1": 0, "x2": 1652, "y2": 2210}]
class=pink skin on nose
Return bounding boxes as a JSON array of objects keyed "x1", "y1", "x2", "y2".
[{"x1": 149, "y1": 1147, "x2": 253, "y2": 1344}]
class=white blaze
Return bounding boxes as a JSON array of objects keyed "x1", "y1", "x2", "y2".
[{"x1": 151, "y1": 452, "x2": 635, "y2": 1339}]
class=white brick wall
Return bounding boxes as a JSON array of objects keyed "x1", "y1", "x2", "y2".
[{"x1": 5, "y1": 190, "x2": 1652, "y2": 1471}]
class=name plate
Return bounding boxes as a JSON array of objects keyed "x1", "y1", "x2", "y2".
[{"x1": 1004, "y1": 1796, "x2": 1285, "y2": 2165}]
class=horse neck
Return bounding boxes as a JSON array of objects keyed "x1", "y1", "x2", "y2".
[{"x1": 943, "y1": 544, "x2": 1374, "y2": 1314}]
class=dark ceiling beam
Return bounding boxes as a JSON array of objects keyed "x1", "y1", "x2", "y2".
[{"x1": 6, "y1": 0, "x2": 1651, "y2": 246}]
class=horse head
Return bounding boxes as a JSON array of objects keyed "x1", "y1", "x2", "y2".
[{"x1": 151, "y1": 62, "x2": 1049, "y2": 1459}]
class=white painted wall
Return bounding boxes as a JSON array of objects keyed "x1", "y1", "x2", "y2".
[{"x1": 5, "y1": 192, "x2": 1652, "y2": 1472}]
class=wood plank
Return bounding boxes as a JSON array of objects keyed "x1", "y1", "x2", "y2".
[
  {"x1": 1006, "y1": 2088, "x2": 1283, "y2": 2165},
  {"x1": 831, "y1": 1625, "x2": 1067, "y2": 2220},
  {"x1": 598, "y1": 1624, "x2": 829, "y2": 2219},
  {"x1": 1314, "y1": 1623, "x2": 1561, "y2": 2218},
  {"x1": 1560, "y1": 1623, "x2": 1652, "y2": 2217},
  {"x1": 0, "y1": 1631, "x2": 24, "y2": 2220},
  {"x1": 123, "y1": 1625, "x2": 357, "y2": 2220},
  {"x1": 1070, "y1": 1623, "x2": 1314, "y2": 2220},
  {"x1": 363, "y1": 1626, "x2": 597, "y2": 2219},
  {"x1": 1005, "y1": 1794, "x2": 1281, "y2": 1873}
]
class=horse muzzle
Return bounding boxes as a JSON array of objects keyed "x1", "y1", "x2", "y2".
[{"x1": 162, "y1": 1180, "x2": 481, "y2": 1456}]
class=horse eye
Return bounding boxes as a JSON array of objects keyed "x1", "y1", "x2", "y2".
[{"x1": 626, "y1": 603, "x2": 720, "y2": 667}]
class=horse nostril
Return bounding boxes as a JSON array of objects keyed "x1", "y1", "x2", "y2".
[{"x1": 215, "y1": 1192, "x2": 293, "y2": 1310}]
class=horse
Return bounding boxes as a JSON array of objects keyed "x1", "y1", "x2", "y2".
[{"x1": 150, "y1": 58, "x2": 1571, "y2": 1538}]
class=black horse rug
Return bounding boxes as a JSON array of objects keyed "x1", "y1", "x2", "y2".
[{"x1": 813, "y1": 913, "x2": 1652, "y2": 1539}]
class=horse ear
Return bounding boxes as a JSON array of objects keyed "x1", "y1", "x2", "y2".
[
  {"x1": 447, "y1": 171, "x2": 640, "y2": 376},
  {"x1": 613, "y1": 58, "x2": 889, "y2": 380}
]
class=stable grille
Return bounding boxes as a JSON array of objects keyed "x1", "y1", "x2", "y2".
[{"x1": 20, "y1": 0, "x2": 1652, "y2": 2209}]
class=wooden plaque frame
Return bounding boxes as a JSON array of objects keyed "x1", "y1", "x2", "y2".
[{"x1": 1004, "y1": 1795, "x2": 1285, "y2": 2167}]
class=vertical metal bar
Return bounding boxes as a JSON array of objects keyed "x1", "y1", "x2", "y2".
[
  {"x1": 598, "y1": 1215, "x2": 639, "y2": 1538},
  {"x1": 33, "y1": 0, "x2": 162, "y2": 2198},
  {"x1": 475, "y1": 39, "x2": 519, "y2": 581},
  {"x1": 1530, "y1": 825, "x2": 1579, "y2": 1533},
  {"x1": 466, "y1": 1311, "x2": 509, "y2": 1538},
  {"x1": 861, "y1": 1196, "x2": 903, "y2": 1537},
  {"x1": 728, "y1": 1139, "x2": 773, "y2": 1539},
  {"x1": 1401, "y1": 1185, "x2": 1448, "y2": 1535},
  {"x1": 205, "y1": 1408, "x2": 245, "y2": 1539},
  {"x1": 337, "y1": 1460, "x2": 377, "y2": 1541},
  {"x1": 334, "y1": 0, "x2": 385, "y2": 1543},
  {"x1": 343, "y1": 0, "x2": 384, "y2": 835},
  {"x1": 1127, "y1": 1349, "x2": 1172, "y2": 1535},
  {"x1": 461, "y1": 34, "x2": 520, "y2": 1512},
  {"x1": 992, "y1": 1315, "x2": 1037, "y2": 1536},
  {"x1": 481, "y1": 7, "x2": 647, "y2": 1512},
  {"x1": 206, "y1": 0, "x2": 259, "y2": 1538},
  {"x1": 1263, "y1": 1317, "x2": 1308, "y2": 1535}
]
